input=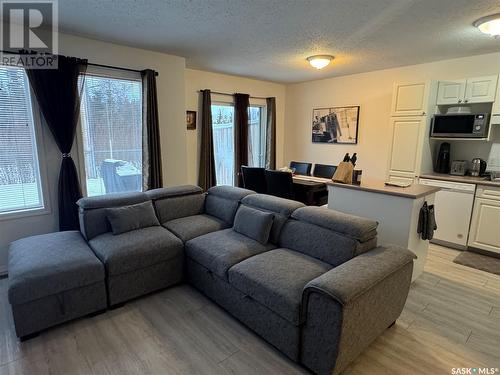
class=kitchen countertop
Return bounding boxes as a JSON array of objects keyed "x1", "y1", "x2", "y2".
[
  {"x1": 419, "y1": 173, "x2": 500, "y2": 187},
  {"x1": 327, "y1": 178, "x2": 440, "y2": 199}
]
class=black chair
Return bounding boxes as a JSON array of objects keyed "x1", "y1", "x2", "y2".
[
  {"x1": 290, "y1": 161, "x2": 312, "y2": 176},
  {"x1": 241, "y1": 166, "x2": 267, "y2": 193},
  {"x1": 313, "y1": 164, "x2": 337, "y2": 179},
  {"x1": 265, "y1": 170, "x2": 294, "y2": 200}
]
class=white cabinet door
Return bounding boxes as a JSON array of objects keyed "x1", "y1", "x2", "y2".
[
  {"x1": 436, "y1": 80, "x2": 466, "y2": 105},
  {"x1": 391, "y1": 82, "x2": 428, "y2": 116},
  {"x1": 464, "y1": 75, "x2": 498, "y2": 104},
  {"x1": 468, "y1": 197, "x2": 500, "y2": 254},
  {"x1": 492, "y1": 77, "x2": 500, "y2": 115},
  {"x1": 388, "y1": 116, "x2": 424, "y2": 179}
]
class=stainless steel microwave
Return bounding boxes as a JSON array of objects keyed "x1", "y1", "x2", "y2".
[{"x1": 430, "y1": 113, "x2": 490, "y2": 138}]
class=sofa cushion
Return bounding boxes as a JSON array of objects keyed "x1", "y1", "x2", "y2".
[
  {"x1": 279, "y1": 219, "x2": 358, "y2": 267},
  {"x1": 292, "y1": 206, "x2": 378, "y2": 242},
  {"x1": 106, "y1": 201, "x2": 160, "y2": 235},
  {"x1": 89, "y1": 226, "x2": 183, "y2": 276},
  {"x1": 8, "y1": 231, "x2": 104, "y2": 305},
  {"x1": 146, "y1": 185, "x2": 203, "y2": 201},
  {"x1": 185, "y1": 228, "x2": 275, "y2": 280},
  {"x1": 77, "y1": 191, "x2": 149, "y2": 240},
  {"x1": 228, "y1": 248, "x2": 331, "y2": 325},
  {"x1": 241, "y1": 194, "x2": 305, "y2": 244},
  {"x1": 155, "y1": 194, "x2": 206, "y2": 224},
  {"x1": 164, "y1": 214, "x2": 229, "y2": 242},
  {"x1": 233, "y1": 205, "x2": 274, "y2": 244},
  {"x1": 205, "y1": 186, "x2": 254, "y2": 224}
]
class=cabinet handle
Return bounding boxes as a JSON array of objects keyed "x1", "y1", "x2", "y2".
[
  {"x1": 422, "y1": 111, "x2": 426, "y2": 115},
  {"x1": 464, "y1": 99, "x2": 468, "y2": 103},
  {"x1": 458, "y1": 99, "x2": 462, "y2": 103}
]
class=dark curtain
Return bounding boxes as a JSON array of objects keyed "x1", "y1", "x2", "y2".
[
  {"x1": 265, "y1": 97, "x2": 277, "y2": 169},
  {"x1": 198, "y1": 89, "x2": 216, "y2": 190},
  {"x1": 24, "y1": 55, "x2": 87, "y2": 231},
  {"x1": 234, "y1": 93, "x2": 250, "y2": 187},
  {"x1": 141, "y1": 69, "x2": 163, "y2": 190}
]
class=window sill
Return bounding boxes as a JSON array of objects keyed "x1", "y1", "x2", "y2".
[{"x1": 0, "y1": 206, "x2": 52, "y2": 222}]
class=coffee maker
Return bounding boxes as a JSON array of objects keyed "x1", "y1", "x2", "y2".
[{"x1": 435, "y1": 142, "x2": 451, "y2": 174}]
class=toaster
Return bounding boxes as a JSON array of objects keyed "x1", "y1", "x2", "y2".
[{"x1": 450, "y1": 160, "x2": 467, "y2": 176}]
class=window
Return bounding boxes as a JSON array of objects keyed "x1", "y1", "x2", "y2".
[
  {"x1": 79, "y1": 70, "x2": 143, "y2": 197},
  {"x1": 0, "y1": 66, "x2": 45, "y2": 215},
  {"x1": 211, "y1": 102, "x2": 266, "y2": 186},
  {"x1": 211, "y1": 104, "x2": 235, "y2": 186},
  {"x1": 248, "y1": 105, "x2": 266, "y2": 168}
]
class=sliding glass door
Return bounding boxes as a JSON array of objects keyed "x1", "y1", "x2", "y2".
[
  {"x1": 211, "y1": 104, "x2": 235, "y2": 186},
  {"x1": 211, "y1": 103, "x2": 266, "y2": 186}
]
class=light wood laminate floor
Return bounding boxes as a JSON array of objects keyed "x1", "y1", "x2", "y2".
[{"x1": 1, "y1": 244, "x2": 499, "y2": 374}]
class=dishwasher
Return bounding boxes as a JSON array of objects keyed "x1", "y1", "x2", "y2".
[{"x1": 419, "y1": 178, "x2": 476, "y2": 249}]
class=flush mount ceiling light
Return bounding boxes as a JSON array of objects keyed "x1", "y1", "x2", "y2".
[
  {"x1": 307, "y1": 55, "x2": 334, "y2": 70},
  {"x1": 474, "y1": 13, "x2": 500, "y2": 37}
]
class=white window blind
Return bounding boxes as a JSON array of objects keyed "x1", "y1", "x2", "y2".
[
  {"x1": 80, "y1": 72, "x2": 143, "y2": 197},
  {"x1": 0, "y1": 66, "x2": 44, "y2": 214}
]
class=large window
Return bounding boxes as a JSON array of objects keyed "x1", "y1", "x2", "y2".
[
  {"x1": 211, "y1": 102, "x2": 266, "y2": 186},
  {"x1": 79, "y1": 70, "x2": 143, "y2": 197},
  {"x1": 0, "y1": 66, "x2": 45, "y2": 215}
]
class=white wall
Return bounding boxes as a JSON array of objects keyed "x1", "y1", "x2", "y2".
[
  {"x1": 0, "y1": 33, "x2": 187, "y2": 273},
  {"x1": 185, "y1": 69, "x2": 286, "y2": 184},
  {"x1": 285, "y1": 51, "x2": 500, "y2": 180}
]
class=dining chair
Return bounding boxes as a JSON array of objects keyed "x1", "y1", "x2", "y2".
[
  {"x1": 265, "y1": 170, "x2": 294, "y2": 200},
  {"x1": 241, "y1": 166, "x2": 267, "y2": 193},
  {"x1": 289, "y1": 161, "x2": 312, "y2": 176},
  {"x1": 313, "y1": 164, "x2": 337, "y2": 179}
]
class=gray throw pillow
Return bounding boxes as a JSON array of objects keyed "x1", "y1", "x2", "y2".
[
  {"x1": 233, "y1": 205, "x2": 274, "y2": 244},
  {"x1": 106, "y1": 201, "x2": 160, "y2": 235}
]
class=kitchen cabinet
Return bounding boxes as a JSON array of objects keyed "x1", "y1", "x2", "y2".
[
  {"x1": 387, "y1": 81, "x2": 435, "y2": 182},
  {"x1": 468, "y1": 185, "x2": 500, "y2": 254},
  {"x1": 436, "y1": 75, "x2": 498, "y2": 105},
  {"x1": 387, "y1": 116, "x2": 426, "y2": 183},
  {"x1": 465, "y1": 75, "x2": 498, "y2": 103},
  {"x1": 436, "y1": 80, "x2": 466, "y2": 105},
  {"x1": 492, "y1": 77, "x2": 500, "y2": 117},
  {"x1": 391, "y1": 82, "x2": 429, "y2": 116}
]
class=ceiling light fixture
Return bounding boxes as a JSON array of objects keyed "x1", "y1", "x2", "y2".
[
  {"x1": 474, "y1": 13, "x2": 500, "y2": 37},
  {"x1": 307, "y1": 55, "x2": 334, "y2": 70}
]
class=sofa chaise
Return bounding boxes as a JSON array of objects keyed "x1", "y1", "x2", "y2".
[{"x1": 8, "y1": 184, "x2": 415, "y2": 375}]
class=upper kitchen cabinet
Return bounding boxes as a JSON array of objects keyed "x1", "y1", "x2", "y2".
[
  {"x1": 391, "y1": 82, "x2": 429, "y2": 116},
  {"x1": 436, "y1": 79, "x2": 466, "y2": 105},
  {"x1": 465, "y1": 75, "x2": 498, "y2": 103},
  {"x1": 492, "y1": 77, "x2": 500, "y2": 117},
  {"x1": 436, "y1": 75, "x2": 498, "y2": 105}
]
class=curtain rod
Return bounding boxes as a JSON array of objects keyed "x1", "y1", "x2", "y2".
[
  {"x1": 89, "y1": 62, "x2": 158, "y2": 76},
  {"x1": 0, "y1": 50, "x2": 158, "y2": 76},
  {"x1": 198, "y1": 90, "x2": 268, "y2": 100}
]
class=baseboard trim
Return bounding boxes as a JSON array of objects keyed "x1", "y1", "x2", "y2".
[{"x1": 430, "y1": 239, "x2": 466, "y2": 251}]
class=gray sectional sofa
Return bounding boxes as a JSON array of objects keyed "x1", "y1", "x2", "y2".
[{"x1": 8, "y1": 184, "x2": 415, "y2": 375}]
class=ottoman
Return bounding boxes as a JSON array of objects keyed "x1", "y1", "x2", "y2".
[{"x1": 8, "y1": 231, "x2": 107, "y2": 339}]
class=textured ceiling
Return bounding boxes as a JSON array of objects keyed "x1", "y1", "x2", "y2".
[{"x1": 51, "y1": 0, "x2": 500, "y2": 82}]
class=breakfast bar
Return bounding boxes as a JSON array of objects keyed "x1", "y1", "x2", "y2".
[{"x1": 327, "y1": 179, "x2": 440, "y2": 281}]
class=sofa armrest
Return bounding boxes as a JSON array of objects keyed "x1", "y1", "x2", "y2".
[{"x1": 300, "y1": 246, "x2": 415, "y2": 375}]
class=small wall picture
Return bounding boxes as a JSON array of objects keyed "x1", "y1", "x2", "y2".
[
  {"x1": 312, "y1": 106, "x2": 360, "y2": 144},
  {"x1": 186, "y1": 110, "x2": 196, "y2": 130}
]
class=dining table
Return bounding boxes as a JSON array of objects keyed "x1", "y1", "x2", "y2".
[{"x1": 291, "y1": 175, "x2": 330, "y2": 205}]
